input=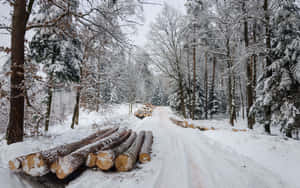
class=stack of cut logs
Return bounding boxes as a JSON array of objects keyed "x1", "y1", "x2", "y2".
[
  {"x1": 9, "y1": 127, "x2": 153, "y2": 180},
  {"x1": 169, "y1": 117, "x2": 247, "y2": 132},
  {"x1": 134, "y1": 103, "x2": 154, "y2": 119}
]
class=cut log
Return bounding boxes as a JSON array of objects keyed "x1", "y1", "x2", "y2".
[
  {"x1": 115, "y1": 131, "x2": 145, "y2": 172},
  {"x1": 95, "y1": 132, "x2": 137, "y2": 170},
  {"x1": 55, "y1": 128, "x2": 129, "y2": 179},
  {"x1": 139, "y1": 131, "x2": 153, "y2": 163},
  {"x1": 9, "y1": 156, "x2": 26, "y2": 172},
  {"x1": 86, "y1": 130, "x2": 132, "y2": 168},
  {"x1": 17, "y1": 127, "x2": 117, "y2": 176}
]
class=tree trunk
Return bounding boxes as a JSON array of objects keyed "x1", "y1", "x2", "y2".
[
  {"x1": 9, "y1": 128, "x2": 117, "y2": 176},
  {"x1": 71, "y1": 85, "x2": 80, "y2": 129},
  {"x1": 204, "y1": 52, "x2": 208, "y2": 119},
  {"x1": 186, "y1": 46, "x2": 193, "y2": 118},
  {"x1": 210, "y1": 56, "x2": 216, "y2": 119},
  {"x1": 192, "y1": 25, "x2": 196, "y2": 120},
  {"x1": 6, "y1": 0, "x2": 27, "y2": 145},
  {"x1": 238, "y1": 76, "x2": 245, "y2": 119},
  {"x1": 55, "y1": 128, "x2": 128, "y2": 179},
  {"x1": 139, "y1": 131, "x2": 153, "y2": 163},
  {"x1": 115, "y1": 131, "x2": 145, "y2": 172},
  {"x1": 92, "y1": 131, "x2": 137, "y2": 170},
  {"x1": 226, "y1": 39, "x2": 233, "y2": 126},
  {"x1": 45, "y1": 74, "x2": 53, "y2": 132},
  {"x1": 243, "y1": 2, "x2": 254, "y2": 129},
  {"x1": 263, "y1": 0, "x2": 271, "y2": 134}
]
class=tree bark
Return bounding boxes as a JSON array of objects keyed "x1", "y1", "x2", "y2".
[
  {"x1": 210, "y1": 56, "x2": 216, "y2": 119},
  {"x1": 139, "y1": 131, "x2": 153, "y2": 163},
  {"x1": 9, "y1": 127, "x2": 116, "y2": 176},
  {"x1": 204, "y1": 52, "x2": 208, "y2": 119},
  {"x1": 6, "y1": 0, "x2": 27, "y2": 145},
  {"x1": 115, "y1": 131, "x2": 145, "y2": 172},
  {"x1": 92, "y1": 131, "x2": 137, "y2": 170},
  {"x1": 192, "y1": 25, "x2": 196, "y2": 120},
  {"x1": 226, "y1": 39, "x2": 233, "y2": 126},
  {"x1": 45, "y1": 74, "x2": 53, "y2": 132},
  {"x1": 71, "y1": 86, "x2": 80, "y2": 129},
  {"x1": 243, "y1": 2, "x2": 254, "y2": 129},
  {"x1": 263, "y1": 0, "x2": 271, "y2": 134},
  {"x1": 55, "y1": 128, "x2": 128, "y2": 179},
  {"x1": 238, "y1": 76, "x2": 245, "y2": 119}
]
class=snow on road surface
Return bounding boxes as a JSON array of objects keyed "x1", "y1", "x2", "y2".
[{"x1": 0, "y1": 105, "x2": 299, "y2": 188}]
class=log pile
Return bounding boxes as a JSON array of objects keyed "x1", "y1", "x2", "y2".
[
  {"x1": 134, "y1": 104, "x2": 155, "y2": 119},
  {"x1": 9, "y1": 127, "x2": 154, "y2": 180},
  {"x1": 169, "y1": 117, "x2": 247, "y2": 132}
]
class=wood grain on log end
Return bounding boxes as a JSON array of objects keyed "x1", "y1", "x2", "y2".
[
  {"x1": 96, "y1": 151, "x2": 114, "y2": 170},
  {"x1": 115, "y1": 154, "x2": 133, "y2": 172},
  {"x1": 50, "y1": 160, "x2": 58, "y2": 173},
  {"x1": 9, "y1": 159, "x2": 21, "y2": 171},
  {"x1": 22, "y1": 153, "x2": 49, "y2": 176},
  {"x1": 56, "y1": 157, "x2": 73, "y2": 180},
  {"x1": 139, "y1": 153, "x2": 150, "y2": 163},
  {"x1": 86, "y1": 153, "x2": 97, "y2": 168}
]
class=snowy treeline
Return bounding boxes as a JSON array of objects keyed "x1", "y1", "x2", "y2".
[{"x1": 147, "y1": 0, "x2": 300, "y2": 138}]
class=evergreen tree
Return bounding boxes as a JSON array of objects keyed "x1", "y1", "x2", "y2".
[{"x1": 253, "y1": 0, "x2": 300, "y2": 137}]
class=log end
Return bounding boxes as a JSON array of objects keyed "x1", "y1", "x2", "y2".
[
  {"x1": 96, "y1": 151, "x2": 114, "y2": 170},
  {"x1": 50, "y1": 160, "x2": 58, "y2": 173},
  {"x1": 139, "y1": 153, "x2": 151, "y2": 163},
  {"x1": 56, "y1": 157, "x2": 73, "y2": 180},
  {"x1": 21, "y1": 153, "x2": 49, "y2": 176},
  {"x1": 115, "y1": 154, "x2": 133, "y2": 172},
  {"x1": 86, "y1": 153, "x2": 97, "y2": 168},
  {"x1": 9, "y1": 159, "x2": 21, "y2": 171}
]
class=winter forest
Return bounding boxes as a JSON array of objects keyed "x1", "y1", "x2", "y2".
[{"x1": 0, "y1": 0, "x2": 300, "y2": 188}]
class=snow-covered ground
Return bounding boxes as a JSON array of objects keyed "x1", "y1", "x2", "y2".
[{"x1": 0, "y1": 105, "x2": 299, "y2": 188}]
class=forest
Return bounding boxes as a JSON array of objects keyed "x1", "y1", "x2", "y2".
[{"x1": 0, "y1": 0, "x2": 299, "y2": 187}]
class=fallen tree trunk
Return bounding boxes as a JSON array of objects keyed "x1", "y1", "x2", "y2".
[
  {"x1": 55, "y1": 128, "x2": 129, "y2": 179},
  {"x1": 94, "y1": 131, "x2": 137, "y2": 170},
  {"x1": 139, "y1": 131, "x2": 153, "y2": 163},
  {"x1": 9, "y1": 127, "x2": 117, "y2": 176},
  {"x1": 115, "y1": 131, "x2": 145, "y2": 172}
]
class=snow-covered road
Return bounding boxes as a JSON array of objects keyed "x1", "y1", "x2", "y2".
[
  {"x1": 0, "y1": 106, "x2": 298, "y2": 188},
  {"x1": 69, "y1": 107, "x2": 294, "y2": 188}
]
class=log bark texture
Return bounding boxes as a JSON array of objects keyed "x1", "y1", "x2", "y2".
[
  {"x1": 55, "y1": 128, "x2": 128, "y2": 179},
  {"x1": 139, "y1": 131, "x2": 153, "y2": 163},
  {"x1": 115, "y1": 131, "x2": 145, "y2": 172},
  {"x1": 10, "y1": 127, "x2": 116, "y2": 176},
  {"x1": 94, "y1": 132, "x2": 137, "y2": 170}
]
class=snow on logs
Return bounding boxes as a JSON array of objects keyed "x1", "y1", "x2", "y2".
[
  {"x1": 134, "y1": 104, "x2": 154, "y2": 119},
  {"x1": 9, "y1": 127, "x2": 117, "y2": 176},
  {"x1": 55, "y1": 128, "x2": 129, "y2": 179},
  {"x1": 115, "y1": 131, "x2": 145, "y2": 172},
  {"x1": 93, "y1": 132, "x2": 137, "y2": 170},
  {"x1": 169, "y1": 117, "x2": 247, "y2": 132},
  {"x1": 9, "y1": 127, "x2": 154, "y2": 180}
]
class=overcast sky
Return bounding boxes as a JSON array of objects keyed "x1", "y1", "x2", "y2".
[{"x1": 133, "y1": 0, "x2": 185, "y2": 46}]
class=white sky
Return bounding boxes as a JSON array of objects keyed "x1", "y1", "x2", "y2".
[{"x1": 132, "y1": 0, "x2": 185, "y2": 47}]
